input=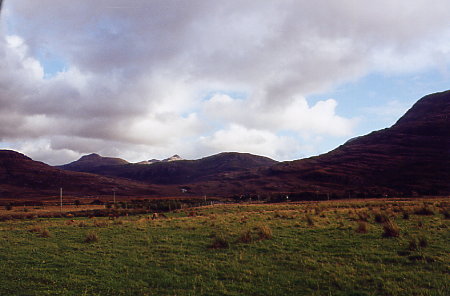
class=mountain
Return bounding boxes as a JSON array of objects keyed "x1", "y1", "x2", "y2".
[
  {"x1": 136, "y1": 154, "x2": 185, "y2": 165},
  {"x1": 0, "y1": 150, "x2": 163, "y2": 199},
  {"x1": 59, "y1": 152, "x2": 278, "y2": 185},
  {"x1": 58, "y1": 153, "x2": 129, "y2": 172},
  {"x1": 190, "y1": 90, "x2": 450, "y2": 198}
]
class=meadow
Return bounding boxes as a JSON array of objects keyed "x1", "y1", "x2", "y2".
[{"x1": 0, "y1": 198, "x2": 448, "y2": 296}]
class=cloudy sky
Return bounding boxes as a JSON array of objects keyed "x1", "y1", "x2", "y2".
[{"x1": 1, "y1": 0, "x2": 449, "y2": 165}]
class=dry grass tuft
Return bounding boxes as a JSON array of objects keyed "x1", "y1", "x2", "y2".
[
  {"x1": 355, "y1": 221, "x2": 368, "y2": 233},
  {"x1": 238, "y1": 230, "x2": 254, "y2": 243},
  {"x1": 382, "y1": 220, "x2": 400, "y2": 238},
  {"x1": 94, "y1": 220, "x2": 109, "y2": 227},
  {"x1": 209, "y1": 234, "x2": 230, "y2": 249},
  {"x1": 374, "y1": 212, "x2": 389, "y2": 224},
  {"x1": 84, "y1": 231, "x2": 99, "y2": 243},
  {"x1": 414, "y1": 205, "x2": 435, "y2": 216},
  {"x1": 257, "y1": 225, "x2": 273, "y2": 240},
  {"x1": 39, "y1": 229, "x2": 51, "y2": 238}
]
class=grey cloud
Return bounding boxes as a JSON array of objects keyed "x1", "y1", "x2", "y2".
[{"x1": 1, "y1": 0, "x2": 450, "y2": 164}]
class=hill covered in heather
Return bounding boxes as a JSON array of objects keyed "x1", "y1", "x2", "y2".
[
  {"x1": 0, "y1": 150, "x2": 164, "y2": 199},
  {"x1": 190, "y1": 90, "x2": 450, "y2": 198}
]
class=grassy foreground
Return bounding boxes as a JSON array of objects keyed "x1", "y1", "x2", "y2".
[{"x1": 0, "y1": 199, "x2": 448, "y2": 296}]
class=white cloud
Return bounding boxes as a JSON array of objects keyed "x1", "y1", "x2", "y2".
[
  {"x1": 199, "y1": 124, "x2": 308, "y2": 160},
  {"x1": 0, "y1": 0, "x2": 450, "y2": 164},
  {"x1": 203, "y1": 94, "x2": 356, "y2": 137}
]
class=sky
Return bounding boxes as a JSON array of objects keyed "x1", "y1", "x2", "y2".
[{"x1": 0, "y1": 0, "x2": 449, "y2": 165}]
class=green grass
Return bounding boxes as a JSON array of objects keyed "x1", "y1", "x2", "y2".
[{"x1": 0, "y1": 199, "x2": 449, "y2": 295}]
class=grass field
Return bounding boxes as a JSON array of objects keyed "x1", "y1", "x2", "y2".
[{"x1": 0, "y1": 198, "x2": 448, "y2": 295}]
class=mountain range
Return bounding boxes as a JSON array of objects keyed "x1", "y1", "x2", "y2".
[{"x1": 1, "y1": 90, "x2": 449, "y2": 200}]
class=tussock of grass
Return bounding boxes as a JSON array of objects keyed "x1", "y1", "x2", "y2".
[
  {"x1": 374, "y1": 212, "x2": 389, "y2": 224},
  {"x1": 238, "y1": 230, "x2": 254, "y2": 243},
  {"x1": 29, "y1": 225, "x2": 43, "y2": 233},
  {"x1": 209, "y1": 234, "x2": 229, "y2": 249},
  {"x1": 305, "y1": 214, "x2": 314, "y2": 226},
  {"x1": 382, "y1": 220, "x2": 400, "y2": 238},
  {"x1": 94, "y1": 220, "x2": 109, "y2": 227},
  {"x1": 355, "y1": 221, "x2": 368, "y2": 233},
  {"x1": 402, "y1": 211, "x2": 410, "y2": 220},
  {"x1": 257, "y1": 225, "x2": 272, "y2": 240},
  {"x1": 84, "y1": 232, "x2": 99, "y2": 243},
  {"x1": 414, "y1": 205, "x2": 435, "y2": 216},
  {"x1": 39, "y1": 229, "x2": 51, "y2": 238}
]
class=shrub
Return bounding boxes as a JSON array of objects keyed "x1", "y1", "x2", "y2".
[
  {"x1": 355, "y1": 221, "x2": 368, "y2": 234},
  {"x1": 442, "y1": 209, "x2": 450, "y2": 219},
  {"x1": 84, "y1": 232, "x2": 99, "y2": 243},
  {"x1": 5, "y1": 204, "x2": 13, "y2": 211},
  {"x1": 382, "y1": 220, "x2": 400, "y2": 238}
]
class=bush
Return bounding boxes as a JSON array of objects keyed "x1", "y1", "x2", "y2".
[
  {"x1": 84, "y1": 232, "x2": 99, "y2": 243},
  {"x1": 402, "y1": 211, "x2": 410, "y2": 220},
  {"x1": 382, "y1": 220, "x2": 400, "y2": 238}
]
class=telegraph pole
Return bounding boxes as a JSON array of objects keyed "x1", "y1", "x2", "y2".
[{"x1": 60, "y1": 188, "x2": 63, "y2": 213}]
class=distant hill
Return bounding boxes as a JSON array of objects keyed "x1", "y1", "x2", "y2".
[
  {"x1": 190, "y1": 90, "x2": 450, "y2": 198},
  {"x1": 0, "y1": 150, "x2": 162, "y2": 199},
  {"x1": 58, "y1": 153, "x2": 129, "y2": 172},
  {"x1": 58, "y1": 152, "x2": 278, "y2": 185}
]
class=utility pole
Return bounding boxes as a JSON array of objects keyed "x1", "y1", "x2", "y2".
[{"x1": 60, "y1": 188, "x2": 63, "y2": 213}]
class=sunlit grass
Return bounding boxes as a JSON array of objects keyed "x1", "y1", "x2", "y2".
[{"x1": 0, "y1": 198, "x2": 448, "y2": 295}]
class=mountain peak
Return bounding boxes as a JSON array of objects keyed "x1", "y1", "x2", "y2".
[
  {"x1": 79, "y1": 153, "x2": 101, "y2": 161},
  {"x1": 163, "y1": 155, "x2": 184, "y2": 162}
]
